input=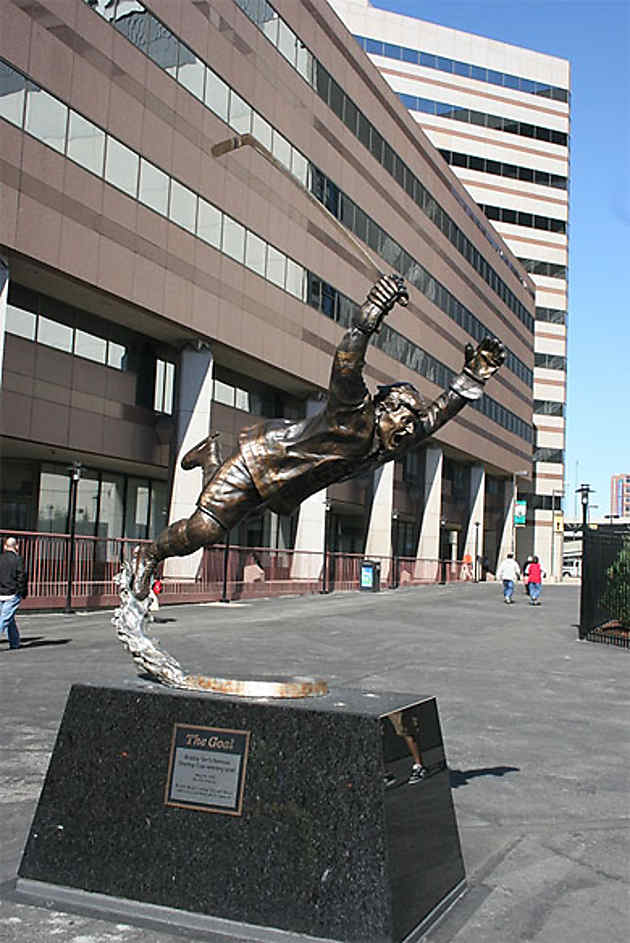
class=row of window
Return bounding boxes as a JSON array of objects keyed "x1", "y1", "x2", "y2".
[
  {"x1": 534, "y1": 400, "x2": 565, "y2": 416},
  {"x1": 536, "y1": 306, "x2": 567, "y2": 324},
  {"x1": 309, "y1": 168, "x2": 533, "y2": 385},
  {"x1": 438, "y1": 148, "x2": 567, "y2": 191},
  {"x1": 212, "y1": 378, "x2": 304, "y2": 421},
  {"x1": 226, "y1": 0, "x2": 536, "y2": 312},
  {"x1": 528, "y1": 494, "x2": 564, "y2": 511},
  {"x1": 534, "y1": 353, "x2": 566, "y2": 370},
  {"x1": 518, "y1": 259, "x2": 567, "y2": 280},
  {"x1": 305, "y1": 274, "x2": 533, "y2": 444},
  {"x1": 6, "y1": 303, "x2": 126, "y2": 369},
  {"x1": 480, "y1": 204, "x2": 566, "y2": 235},
  {"x1": 398, "y1": 92, "x2": 568, "y2": 147},
  {"x1": 6, "y1": 295, "x2": 176, "y2": 415},
  {"x1": 0, "y1": 51, "x2": 537, "y2": 441},
  {"x1": 0, "y1": 58, "x2": 310, "y2": 302},
  {"x1": 352, "y1": 34, "x2": 569, "y2": 103},
  {"x1": 533, "y1": 448, "x2": 564, "y2": 464},
  {"x1": 84, "y1": 0, "x2": 536, "y2": 327}
]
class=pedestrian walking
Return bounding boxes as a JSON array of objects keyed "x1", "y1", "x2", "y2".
[
  {"x1": 522, "y1": 555, "x2": 533, "y2": 596},
  {"x1": 0, "y1": 537, "x2": 28, "y2": 650},
  {"x1": 496, "y1": 552, "x2": 521, "y2": 604},
  {"x1": 527, "y1": 556, "x2": 544, "y2": 605}
]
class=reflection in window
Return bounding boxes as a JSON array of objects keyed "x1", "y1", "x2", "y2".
[
  {"x1": 154, "y1": 358, "x2": 175, "y2": 414},
  {"x1": 228, "y1": 91, "x2": 252, "y2": 134},
  {"x1": 245, "y1": 231, "x2": 267, "y2": 276},
  {"x1": 108, "y1": 341, "x2": 126, "y2": 369},
  {"x1": 74, "y1": 329, "x2": 107, "y2": 363},
  {"x1": 98, "y1": 473, "x2": 125, "y2": 543},
  {"x1": 222, "y1": 216, "x2": 246, "y2": 263},
  {"x1": 286, "y1": 259, "x2": 305, "y2": 299},
  {"x1": 272, "y1": 131, "x2": 291, "y2": 170},
  {"x1": 213, "y1": 379, "x2": 234, "y2": 407},
  {"x1": 37, "y1": 465, "x2": 71, "y2": 533},
  {"x1": 37, "y1": 316, "x2": 73, "y2": 353},
  {"x1": 25, "y1": 84, "x2": 68, "y2": 152},
  {"x1": 105, "y1": 137, "x2": 139, "y2": 197},
  {"x1": 0, "y1": 60, "x2": 26, "y2": 126},
  {"x1": 139, "y1": 158, "x2": 169, "y2": 215},
  {"x1": 6, "y1": 305, "x2": 36, "y2": 340},
  {"x1": 67, "y1": 111, "x2": 105, "y2": 175},
  {"x1": 235, "y1": 388, "x2": 250, "y2": 411},
  {"x1": 205, "y1": 69, "x2": 229, "y2": 122},
  {"x1": 169, "y1": 179, "x2": 197, "y2": 232},
  {"x1": 76, "y1": 472, "x2": 100, "y2": 536},
  {"x1": 197, "y1": 199, "x2": 222, "y2": 247},
  {"x1": 149, "y1": 479, "x2": 169, "y2": 540},
  {"x1": 266, "y1": 246, "x2": 286, "y2": 288},
  {"x1": 177, "y1": 47, "x2": 205, "y2": 99},
  {"x1": 277, "y1": 20, "x2": 297, "y2": 66},
  {"x1": 252, "y1": 111, "x2": 273, "y2": 150},
  {"x1": 125, "y1": 478, "x2": 150, "y2": 540}
]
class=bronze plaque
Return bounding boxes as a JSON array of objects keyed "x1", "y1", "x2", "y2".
[{"x1": 164, "y1": 723, "x2": 250, "y2": 816}]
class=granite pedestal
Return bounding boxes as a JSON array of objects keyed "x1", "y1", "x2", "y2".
[{"x1": 17, "y1": 682, "x2": 465, "y2": 942}]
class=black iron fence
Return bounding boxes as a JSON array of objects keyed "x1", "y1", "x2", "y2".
[{"x1": 580, "y1": 528, "x2": 630, "y2": 648}]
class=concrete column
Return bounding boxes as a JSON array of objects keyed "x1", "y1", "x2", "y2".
[
  {"x1": 415, "y1": 446, "x2": 443, "y2": 567},
  {"x1": 0, "y1": 256, "x2": 8, "y2": 386},
  {"x1": 291, "y1": 396, "x2": 327, "y2": 580},
  {"x1": 163, "y1": 342, "x2": 214, "y2": 582},
  {"x1": 464, "y1": 464, "x2": 485, "y2": 563},
  {"x1": 496, "y1": 478, "x2": 515, "y2": 568},
  {"x1": 364, "y1": 460, "x2": 395, "y2": 580}
]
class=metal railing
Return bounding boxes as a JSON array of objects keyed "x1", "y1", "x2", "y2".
[
  {"x1": 580, "y1": 529, "x2": 630, "y2": 647},
  {"x1": 2, "y1": 529, "x2": 469, "y2": 610}
]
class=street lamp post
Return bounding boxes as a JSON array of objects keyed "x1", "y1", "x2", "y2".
[
  {"x1": 392, "y1": 510, "x2": 399, "y2": 589},
  {"x1": 220, "y1": 528, "x2": 231, "y2": 603},
  {"x1": 575, "y1": 483, "x2": 595, "y2": 530},
  {"x1": 64, "y1": 461, "x2": 82, "y2": 614},
  {"x1": 474, "y1": 521, "x2": 480, "y2": 582},
  {"x1": 321, "y1": 499, "x2": 332, "y2": 594}
]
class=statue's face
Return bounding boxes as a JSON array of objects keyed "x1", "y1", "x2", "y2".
[{"x1": 376, "y1": 399, "x2": 418, "y2": 452}]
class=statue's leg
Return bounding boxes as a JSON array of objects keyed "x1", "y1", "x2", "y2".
[{"x1": 132, "y1": 450, "x2": 259, "y2": 599}]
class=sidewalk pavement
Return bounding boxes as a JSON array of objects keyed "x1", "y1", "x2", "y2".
[{"x1": 0, "y1": 582, "x2": 628, "y2": 943}]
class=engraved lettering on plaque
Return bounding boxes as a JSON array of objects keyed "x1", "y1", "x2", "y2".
[{"x1": 164, "y1": 724, "x2": 250, "y2": 815}]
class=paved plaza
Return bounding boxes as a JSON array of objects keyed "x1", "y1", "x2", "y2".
[{"x1": 0, "y1": 582, "x2": 628, "y2": 942}]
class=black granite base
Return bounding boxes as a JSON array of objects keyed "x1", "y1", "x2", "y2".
[{"x1": 17, "y1": 683, "x2": 465, "y2": 943}]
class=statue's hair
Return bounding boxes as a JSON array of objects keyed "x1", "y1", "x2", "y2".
[{"x1": 374, "y1": 381, "x2": 428, "y2": 419}]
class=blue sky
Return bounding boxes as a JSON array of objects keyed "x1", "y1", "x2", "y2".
[{"x1": 371, "y1": 0, "x2": 630, "y2": 519}]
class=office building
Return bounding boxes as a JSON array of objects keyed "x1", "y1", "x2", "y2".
[
  {"x1": 0, "y1": 0, "x2": 535, "y2": 592},
  {"x1": 610, "y1": 475, "x2": 630, "y2": 518},
  {"x1": 331, "y1": 0, "x2": 569, "y2": 573}
]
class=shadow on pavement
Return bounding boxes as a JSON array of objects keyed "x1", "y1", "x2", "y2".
[
  {"x1": 3, "y1": 637, "x2": 72, "y2": 650},
  {"x1": 449, "y1": 765, "x2": 520, "y2": 788}
]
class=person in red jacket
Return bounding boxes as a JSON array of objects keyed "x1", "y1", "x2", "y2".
[{"x1": 527, "y1": 556, "x2": 544, "y2": 605}]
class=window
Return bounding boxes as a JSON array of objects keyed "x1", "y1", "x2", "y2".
[
  {"x1": 169, "y1": 179, "x2": 197, "y2": 232},
  {"x1": 154, "y1": 358, "x2": 175, "y2": 413},
  {"x1": 24, "y1": 84, "x2": 67, "y2": 152},
  {"x1": 105, "y1": 137, "x2": 139, "y2": 197},
  {"x1": 222, "y1": 216, "x2": 245, "y2": 263},
  {"x1": 0, "y1": 60, "x2": 26, "y2": 126},
  {"x1": 177, "y1": 47, "x2": 205, "y2": 100},
  {"x1": 66, "y1": 111, "x2": 105, "y2": 175},
  {"x1": 277, "y1": 20, "x2": 297, "y2": 66},
  {"x1": 536, "y1": 307, "x2": 566, "y2": 324},
  {"x1": 108, "y1": 341, "x2": 126, "y2": 369},
  {"x1": 197, "y1": 199, "x2": 222, "y2": 247},
  {"x1": 213, "y1": 379, "x2": 234, "y2": 407},
  {"x1": 266, "y1": 245, "x2": 286, "y2": 288},
  {"x1": 74, "y1": 329, "x2": 107, "y2": 363},
  {"x1": 245, "y1": 230, "x2": 267, "y2": 276},
  {"x1": 37, "y1": 316, "x2": 73, "y2": 353},
  {"x1": 271, "y1": 130, "x2": 291, "y2": 169},
  {"x1": 534, "y1": 400, "x2": 564, "y2": 416},
  {"x1": 205, "y1": 69, "x2": 229, "y2": 122},
  {"x1": 6, "y1": 305, "x2": 36, "y2": 340},
  {"x1": 252, "y1": 111, "x2": 273, "y2": 150},
  {"x1": 285, "y1": 259, "x2": 305, "y2": 299},
  {"x1": 228, "y1": 90, "x2": 252, "y2": 134},
  {"x1": 138, "y1": 158, "x2": 169, "y2": 215}
]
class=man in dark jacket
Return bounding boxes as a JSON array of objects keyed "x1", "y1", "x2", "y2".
[
  {"x1": 132, "y1": 274, "x2": 506, "y2": 599},
  {"x1": 0, "y1": 536, "x2": 28, "y2": 649}
]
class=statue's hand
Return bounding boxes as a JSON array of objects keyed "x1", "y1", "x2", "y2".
[
  {"x1": 354, "y1": 274, "x2": 409, "y2": 334},
  {"x1": 463, "y1": 337, "x2": 506, "y2": 383}
]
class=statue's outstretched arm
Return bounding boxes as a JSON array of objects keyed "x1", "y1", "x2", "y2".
[
  {"x1": 414, "y1": 336, "x2": 506, "y2": 441},
  {"x1": 330, "y1": 274, "x2": 409, "y2": 405}
]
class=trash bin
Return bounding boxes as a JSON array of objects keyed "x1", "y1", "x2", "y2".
[{"x1": 360, "y1": 559, "x2": 380, "y2": 592}]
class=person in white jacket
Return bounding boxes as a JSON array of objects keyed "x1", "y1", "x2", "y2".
[{"x1": 496, "y1": 552, "x2": 521, "y2": 604}]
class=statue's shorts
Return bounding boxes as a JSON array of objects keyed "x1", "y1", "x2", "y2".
[{"x1": 196, "y1": 451, "x2": 260, "y2": 530}]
